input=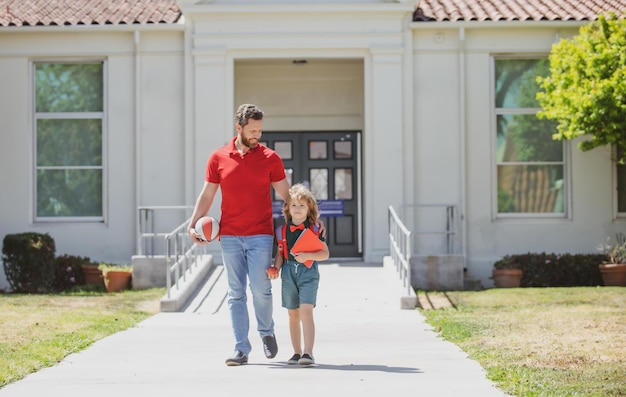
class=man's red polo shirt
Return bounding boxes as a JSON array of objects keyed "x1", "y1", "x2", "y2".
[{"x1": 206, "y1": 137, "x2": 286, "y2": 236}]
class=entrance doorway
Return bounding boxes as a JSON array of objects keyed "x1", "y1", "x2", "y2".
[{"x1": 263, "y1": 131, "x2": 362, "y2": 258}]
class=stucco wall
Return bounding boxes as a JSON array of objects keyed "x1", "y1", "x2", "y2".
[
  {"x1": 0, "y1": 30, "x2": 184, "y2": 291},
  {"x1": 412, "y1": 25, "x2": 626, "y2": 284},
  {"x1": 3, "y1": 9, "x2": 624, "y2": 291}
]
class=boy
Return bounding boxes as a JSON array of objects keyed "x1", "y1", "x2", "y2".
[{"x1": 267, "y1": 183, "x2": 329, "y2": 365}]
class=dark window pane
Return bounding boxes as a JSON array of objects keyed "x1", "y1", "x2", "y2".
[
  {"x1": 309, "y1": 141, "x2": 327, "y2": 159},
  {"x1": 310, "y1": 168, "x2": 328, "y2": 199},
  {"x1": 495, "y1": 59, "x2": 550, "y2": 108},
  {"x1": 497, "y1": 164, "x2": 564, "y2": 213},
  {"x1": 274, "y1": 168, "x2": 293, "y2": 201},
  {"x1": 274, "y1": 141, "x2": 292, "y2": 160},
  {"x1": 618, "y1": 149, "x2": 626, "y2": 212},
  {"x1": 36, "y1": 63, "x2": 103, "y2": 113},
  {"x1": 37, "y1": 119, "x2": 102, "y2": 166},
  {"x1": 334, "y1": 141, "x2": 352, "y2": 159},
  {"x1": 37, "y1": 169, "x2": 103, "y2": 217},
  {"x1": 334, "y1": 168, "x2": 352, "y2": 200},
  {"x1": 497, "y1": 114, "x2": 561, "y2": 162}
]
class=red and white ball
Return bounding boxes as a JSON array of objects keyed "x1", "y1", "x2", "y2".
[{"x1": 194, "y1": 216, "x2": 220, "y2": 242}]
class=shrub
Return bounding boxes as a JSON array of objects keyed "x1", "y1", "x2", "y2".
[
  {"x1": 53, "y1": 254, "x2": 90, "y2": 292},
  {"x1": 495, "y1": 252, "x2": 605, "y2": 287},
  {"x1": 2, "y1": 232, "x2": 56, "y2": 293}
]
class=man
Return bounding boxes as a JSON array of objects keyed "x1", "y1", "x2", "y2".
[{"x1": 188, "y1": 104, "x2": 323, "y2": 366}]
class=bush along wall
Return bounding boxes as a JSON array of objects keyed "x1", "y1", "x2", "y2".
[
  {"x1": 508, "y1": 252, "x2": 605, "y2": 287},
  {"x1": 53, "y1": 254, "x2": 91, "y2": 292},
  {"x1": 2, "y1": 232, "x2": 56, "y2": 293}
]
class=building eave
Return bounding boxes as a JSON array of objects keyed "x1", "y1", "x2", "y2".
[{"x1": 409, "y1": 19, "x2": 589, "y2": 30}]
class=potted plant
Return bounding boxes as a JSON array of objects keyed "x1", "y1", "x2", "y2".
[
  {"x1": 81, "y1": 261, "x2": 104, "y2": 286},
  {"x1": 598, "y1": 235, "x2": 626, "y2": 287},
  {"x1": 99, "y1": 264, "x2": 132, "y2": 293},
  {"x1": 492, "y1": 255, "x2": 523, "y2": 288}
]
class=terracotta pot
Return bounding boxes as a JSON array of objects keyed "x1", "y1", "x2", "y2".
[
  {"x1": 104, "y1": 271, "x2": 132, "y2": 293},
  {"x1": 492, "y1": 268, "x2": 523, "y2": 288},
  {"x1": 81, "y1": 265, "x2": 104, "y2": 286},
  {"x1": 599, "y1": 264, "x2": 626, "y2": 286}
]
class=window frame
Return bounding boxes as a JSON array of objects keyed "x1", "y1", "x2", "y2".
[
  {"x1": 31, "y1": 59, "x2": 108, "y2": 223},
  {"x1": 491, "y1": 54, "x2": 571, "y2": 220},
  {"x1": 614, "y1": 149, "x2": 626, "y2": 218}
]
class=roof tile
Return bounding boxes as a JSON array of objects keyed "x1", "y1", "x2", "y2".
[
  {"x1": 0, "y1": 0, "x2": 181, "y2": 27},
  {"x1": 415, "y1": 0, "x2": 626, "y2": 22},
  {"x1": 2, "y1": 0, "x2": 625, "y2": 27}
]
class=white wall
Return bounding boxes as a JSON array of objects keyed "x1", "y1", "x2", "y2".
[
  {"x1": 0, "y1": 30, "x2": 184, "y2": 290},
  {"x1": 4, "y1": 5, "x2": 619, "y2": 290},
  {"x1": 186, "y1": 2, "x2": 413, "y2": 262},
  {"x1": 234, "y1": 59, "x2": 364, "y2": 132},
  {"x1": 412, "y1": 25, "x2": 626, "y2": 284}
]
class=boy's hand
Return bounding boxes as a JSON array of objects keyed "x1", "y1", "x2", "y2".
[{"x1": 266, "y1": 266, "x2": 279, "y2": 279}]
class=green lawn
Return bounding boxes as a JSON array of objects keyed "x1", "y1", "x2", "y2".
[
  {"x1": 0, "y1": 289, "x2": 164, "y2": 388},
  {"x1": 418, "y1": 287, "x2": 626, "y2": 397},
  {"x1": 2, "y1": 287, "x2": 624, "y2": 396}
]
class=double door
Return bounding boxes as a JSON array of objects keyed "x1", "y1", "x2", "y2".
[{"x1": 262, "y1": 131, "x2": 361, "y2": 258}]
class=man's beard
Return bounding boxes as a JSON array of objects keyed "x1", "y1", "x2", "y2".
[{"x1": 241, "y1": 135, "x2": 258, "y2": 148}]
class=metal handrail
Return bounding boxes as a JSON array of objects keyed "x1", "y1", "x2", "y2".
[
  {"x1": 388, "y1": 204, "x2": 463, "y2": 296},
  {"x1": 164, "y1": 217, "x2": 207, "y2": 299},
  {"x1": 398, "y1": 204, "x2": 460, "y2": 255},
  {"x1": 137, "y1": 206, "x2": 194, "y2": 256},
  {"x1": 388, "y1": 206, "x2": 412, "y2": 295},
  {"x1": 135, "y1": 206, "x2": 208, "y2": 300}
]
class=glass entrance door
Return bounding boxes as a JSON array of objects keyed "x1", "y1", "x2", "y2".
[{"x1": 263, "y1": 131, "x2": 361, "y2": 258}]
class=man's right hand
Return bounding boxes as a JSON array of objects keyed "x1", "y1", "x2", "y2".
[{"x1": 188, "y1": 228, "x2": 209, "y2": 245}]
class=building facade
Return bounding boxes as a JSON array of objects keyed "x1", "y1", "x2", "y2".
[{"x1": 1, "y1": 0, "x2": 625, "y2": 290}]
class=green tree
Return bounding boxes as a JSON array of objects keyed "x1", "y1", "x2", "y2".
[{"x1": 537, "y1": 14, "x2": 626, "y2": 163}]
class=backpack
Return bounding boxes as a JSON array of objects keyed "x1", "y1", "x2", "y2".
[{"x1": 275, "y1": 223, "x2": 321, "y2": 260}]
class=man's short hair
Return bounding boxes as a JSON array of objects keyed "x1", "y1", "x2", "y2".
[{"x1": 234, "y1": 104, "x2": 264, "y2": 127}]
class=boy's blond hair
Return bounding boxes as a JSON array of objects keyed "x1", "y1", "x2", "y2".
[{"x1": 282, "y1": 183, "x2": 320, "y2": 225}]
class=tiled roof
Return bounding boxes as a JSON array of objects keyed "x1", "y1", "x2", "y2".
[
  {"x1": 414, "y1": 0, "x2": 626, "y2": 22},
  {"x1": 0, "y1": 0, "x2": 181, "y2": 27},
  {"x1": 2, "y1": 0, "x2": 625, "y2": 27}
]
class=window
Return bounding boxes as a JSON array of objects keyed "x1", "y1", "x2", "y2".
[
  {"x1": 494, "y1": 58, "x2": 565, "y2": 216},
  {"x1": 34, "y1": 62, "x2": 105, "y2": 220},
  {"x1": 617, "y1": 153, "x2": 626, "y2": 214}
]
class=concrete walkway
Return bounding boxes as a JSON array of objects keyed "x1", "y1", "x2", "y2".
[{"x1": 0, "y1": 262, "x2": 510, "y2": 397}]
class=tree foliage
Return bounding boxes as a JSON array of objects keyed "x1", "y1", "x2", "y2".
[{"x1": 537, "y1": 14, "x2": 626, "y2": 163}]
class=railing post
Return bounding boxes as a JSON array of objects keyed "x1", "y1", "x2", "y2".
[{"x1": 165, "y1": 234, "x2": 171, "y2": 299}]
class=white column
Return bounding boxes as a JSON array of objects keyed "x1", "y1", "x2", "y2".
[
  {"x1": 191, "y1": 47, "x2": 229, "y2": 196},
  {"x1": 365, "y1": 46, "x2": 406, "y2": 261}
]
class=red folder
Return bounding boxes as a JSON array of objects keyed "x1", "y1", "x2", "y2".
[{"x1": 290, "y1": 228, "x2": 325, "y2": 268}]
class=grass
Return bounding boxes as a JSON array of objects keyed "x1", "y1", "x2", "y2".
[
  {"x1": 2, "y1": 286, "x2": 624, "y2": 395},
  {"x1": 0, "y1": 288, "x2": 164, "y2": 388},
  {"x1": 418, "y1": 287, "x2": 626, "y2": 397}
]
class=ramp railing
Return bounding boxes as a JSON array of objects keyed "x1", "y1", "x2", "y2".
[
  {"x1": 136, "y1": 206, "x2": 209, "y2": 299},
  {"x1": 388, "y1": 206, "x2": 412, "y2": 295},
  {"x1": 398, "y1": 204, "x2": 461, "y2": 255},
  {"x1": 163, "y1": 218, "x2": 209, "y2": 299}
]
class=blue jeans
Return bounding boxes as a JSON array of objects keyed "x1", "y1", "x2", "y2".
[{"x1": 220, "y1": 235, "x2": 275, "y2": 355}]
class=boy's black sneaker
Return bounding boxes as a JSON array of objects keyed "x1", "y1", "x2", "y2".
[
  {"x1": 225, "y1": 351, "x2": 248, "y2": 366},
  {"x1": 262, "y1": 334, "x2": 278, "y2": 358},
  {"x1": 298, "y1": 353, "x2": 314, "y2": 365},
  {"x1": 287, "y1": 354, "x2": 301, "y2": 365}
]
